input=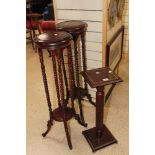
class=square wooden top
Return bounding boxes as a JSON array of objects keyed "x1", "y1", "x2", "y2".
[{"x1": 81, "y1": 67, "x2": 123, "y2": 88}]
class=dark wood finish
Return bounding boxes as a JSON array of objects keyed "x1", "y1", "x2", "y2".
[
  {"x1": 56, "y1": 48, "x2": 73, "y2": 149},
  {"x1": 96, "y1": 86, "x2": 104, "y2": 136},
  {"x1": 61, "y1": 52, "x2": 70, "y2": 103},
  {"x1": 66, "y1": 45, "x2": 85, "y2": 127},
  {"x1": 105, "y1": 26, "x2": 124, "y2": 102},
  {"x1": 81, "y1": 67, "x2": 123, "y2": 88},
  {"x1": 38, "y1": 48, "x2": 53, "y2": 137},
  {"x1": 81, "y1": 67, "x2": 122, "y2": 152},
  {"x1": 66, "y1": 45, "x2": 75, "y2": 108},
  {"x1": 34, "y1": 31, "x2": 72, "y2": 49},
  {"x1": 82, "y1": 125, "x2": 117, "y2": 152},
  {"x1": 73, "y1": 35, "x2": 87, "y2": 127},
  {"x1": 56, "y1": 20, "x2": 87, "y2": 35},
  {"x1": 51, "y1": 50, "x2": 61, "y2": 107},
  {"x1": 56, "y1": 21, "x2": 95, "y2": 121},
  {"x1": 81, "y1": 31, "x2": 87, "y2": 91},
  {"x1": 34, "y1": 31, "x2": 86, "y2": 149},
  {"x1": 53, "y1": 107, "x2": 74, "y2": 122}
]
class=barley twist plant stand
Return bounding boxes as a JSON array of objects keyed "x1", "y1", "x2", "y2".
[
  {"x1": 56, "y1": 20, "x2": 95, "y2": 127},
  {"x1": 34, "y1": 31, "x2": 86, "y2": 149}
]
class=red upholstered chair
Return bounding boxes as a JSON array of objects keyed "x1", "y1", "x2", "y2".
[
  {"x1": 26, "y1": 13, "x2": 42, "y2": 37},
  {"x1": 26, "y1": 20, "x2": 39, "y2": 31},
  {"x1": 26, "y1": 20, "x2": 40, "y2": 51},
  {"x1": 39, "y1": 20, "x2": 56, "y2": 33},
  {"x1": 26, "y1": 13, "x2": 42, "y2": 51}
]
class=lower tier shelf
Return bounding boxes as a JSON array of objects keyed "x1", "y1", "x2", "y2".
[{"x1": 53, "y1": 107, "x2": 74, "y2": 122}]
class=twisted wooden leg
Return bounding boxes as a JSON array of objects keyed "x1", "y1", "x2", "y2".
[
  {"x1": 73, "y1": 36, "x2": 87, "y2": 127},
  {"x1": 81, "y1": 32, "x2": 95, "y2": 106},
  {"x1": 51, "y1": 50, "x2": 61, "y2": 107},
  {"x1": 42, "y1": 119, "x2": 53, "y2": 137},
  {"x1": 63, "y1": 118, "x2": 72, "y2": 149},
  {"x1": 67, "y1": 45, "x2": 87, "y2": 127},
  {"x1": 57, "y1": 50, "x2": 73, "y2": 149},
  {"x1": 38, "y1": 48, "x2": 53, "y2": 137},
  {"x1": 61, "y1": 52, "x2": 70, "y2": 104},
  {"x1": 81, "y1": 32, "x2": 87, "y2": 91}
]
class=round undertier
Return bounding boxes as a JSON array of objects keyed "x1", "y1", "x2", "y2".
[{"x1": 53, "y1": 107, "x2": 74, "y2": 122}]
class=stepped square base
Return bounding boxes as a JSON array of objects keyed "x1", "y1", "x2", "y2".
[{"x1": 82, "y1": 124, "x2": 117, "y2": 152}]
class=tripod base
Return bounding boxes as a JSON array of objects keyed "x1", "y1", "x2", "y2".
[{"x1": 82, "y1": 124, "x2": 117, "y2": 152}]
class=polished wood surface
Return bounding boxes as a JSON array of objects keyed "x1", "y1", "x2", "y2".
[
  {"x1": 81, "y1": 67, "x2": 123, "y2": 88},
  {"x1": 56, "y1": 20, "x2": 87, "y2": 34},
  {"x1": 82, "y1": 125, "x2": 117, "y2": 151},
  {"x1": 81, "y1": 67, "x2": 122, "y2": 152},
  {"x1": 34, "y1": 31, "x2": 72, "y2": 49},
  {"x1": 38, "y1": 48, "x2": 53, "y2": 137},
  {"x1": 35, "y1": 31, "x2": 86, "y2": 149},
  {"x1": 56, "y1": 20, "x2": 95, "y2": 109}
]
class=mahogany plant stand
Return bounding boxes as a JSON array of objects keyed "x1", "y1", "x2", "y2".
[
  {"x1": 56, "y1": 20, "x2": 95, "y2": 126},
  {"x1": 81, "y1": 67, "x2": 123, "y2": 152},
  {"x1": 34, "y1": 31, "x2": 86, "y2": 149}
]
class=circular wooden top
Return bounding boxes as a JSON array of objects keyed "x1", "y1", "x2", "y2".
[
  {"x1": 56, "y1": 20, "x2": 87, "y2": 34},
  {"x1": 34, "y1": 31, "x2": 72, "y2": 49}
]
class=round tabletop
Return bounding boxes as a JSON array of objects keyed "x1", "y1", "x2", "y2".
[
  {"x1": 56, "y1": 20, "x2": 87, "y2": 34},
  {"x1": 34, "y1": 31, "x2": 72, "y2": 49}
]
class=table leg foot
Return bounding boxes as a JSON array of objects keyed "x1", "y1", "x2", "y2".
[
  {"x1": 42, "y1": 120, "x2": 53, "y2": 137},
  {"x1": 86, "y1": 94, "x2": 96, "y2": 107},
  {"x1": 75, "y1": 114, "x2": 87, "y2": 127},
  {"x1": 63, "y1": 121, "x2": 73, "y2": 150},
  {"x1": 82, "y1": 124, "x2": 117, "y2": 152},
  {"x1": 77, "y1": 95, "x2": 87, "y2": 127}
]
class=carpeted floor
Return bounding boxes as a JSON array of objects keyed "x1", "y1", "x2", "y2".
[{"x1": 26, "y1": 42, "x2": 129, "y2": 155}]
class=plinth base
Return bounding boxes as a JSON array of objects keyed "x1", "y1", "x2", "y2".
[{"x1": 82, "y1": 124, "x2": 117, "y2": 152}]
